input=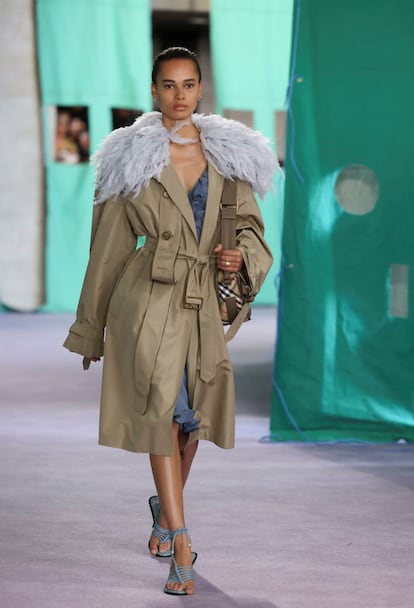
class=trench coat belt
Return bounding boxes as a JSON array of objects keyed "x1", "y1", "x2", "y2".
[
  {"x1": 175, "y1": 249, "x2": 218, "y2": 384},
  {"x1": 135, "y1": 238, "x2": 218, "y2": 396}
]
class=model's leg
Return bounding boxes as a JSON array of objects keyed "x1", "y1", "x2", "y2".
[
  {"x1": 149, "y1": 423, "x2": 195, "y2": 594},
  {"x1": 148, "y1": 424, "x2": 180, "y2": 557},
  {"x1": 178, "y1": 432, "x2": 198, "y2": 486},
  {"x1": 149, "y1": 432, "x2": 198, "y2": 556},
  {"x1": 150, "y1": 423, "x2": 184, "y2": 531}
]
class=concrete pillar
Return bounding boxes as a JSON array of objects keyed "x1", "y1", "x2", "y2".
[{"x1": 0, "y1": 0, "x2": 44, "y2": 311}]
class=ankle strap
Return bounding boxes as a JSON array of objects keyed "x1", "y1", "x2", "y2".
[
  {"x1": 170, "y1": 527, "x2": 189, "y2": 538},
  {"x1": 170, "y1": 527, "x2": 191, "y2": 556}
]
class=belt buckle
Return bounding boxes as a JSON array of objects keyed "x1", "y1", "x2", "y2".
[{"x1": 184, "y1": 296, "x2": 203, "y2": 310}]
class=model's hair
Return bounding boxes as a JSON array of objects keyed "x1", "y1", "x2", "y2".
[{"x1": 152, "y1": 47, "x2": 202, "y2": 84}]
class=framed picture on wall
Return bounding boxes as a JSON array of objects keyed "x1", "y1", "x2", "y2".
[{"x1": 52, "y1": 106, "x2": 90, "y2": 164}]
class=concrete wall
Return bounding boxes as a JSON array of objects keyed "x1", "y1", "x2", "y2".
[
  {"x1": 0, "y1": 0, "x2": 44, "y2": 311},
  {"x1": 152, "y1": 0, "x2": 210, "y2": 12}
]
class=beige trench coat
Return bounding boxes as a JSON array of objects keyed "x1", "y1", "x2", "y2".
[{"x1": 64, "y1": 163, "x2": 273, "y2": 455}]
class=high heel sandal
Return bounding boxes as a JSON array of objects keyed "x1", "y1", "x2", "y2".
[
  {"x1": 164, "y1": 527, "x2": 196, "y2": 596},
  {"x1": 148, "y1": 495, "x2": 171, "y2": 558}
]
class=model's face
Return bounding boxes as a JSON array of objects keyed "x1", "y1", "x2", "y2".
[{"x1": 152, "y1": 59, "x2": 202, "y2": 127}]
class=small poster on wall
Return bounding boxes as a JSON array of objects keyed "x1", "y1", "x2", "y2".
[{"x1": 54, "y1": 106, "x2": 90, "y2": 164}]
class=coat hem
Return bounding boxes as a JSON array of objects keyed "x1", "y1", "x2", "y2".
[{"x1": 98, "y1": 430, "x2": 234, "y2": 456}]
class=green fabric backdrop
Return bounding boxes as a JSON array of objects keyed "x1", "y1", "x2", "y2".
[
  {"x1": 210, "y1": 0, "x2": 293, "y2": 304},
  {"x1": 36, "y1": 0, "x2": 152, "y2": 311},
  {"x1": 271, "y1": 0, "x2": 414, "y2": 441}
]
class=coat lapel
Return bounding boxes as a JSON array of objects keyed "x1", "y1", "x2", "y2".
[
  {"x1": 199, "y1": 164, "x2": 224, "y2": 254},
  {"x1": 157, "y1": 164, "x2": 197, "y2": 240},
  {"x1": 157, "y1": 163, "x2": 224, "y2": 249}
]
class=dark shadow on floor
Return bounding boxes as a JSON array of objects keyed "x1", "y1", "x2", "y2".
[{"x1": 145, "y1": 571, "x2": 279, "y2": 607}]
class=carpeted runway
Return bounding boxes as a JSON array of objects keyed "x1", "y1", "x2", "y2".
[{"x1": 1, "y1": 308, "x2": 413, "y2": 607}]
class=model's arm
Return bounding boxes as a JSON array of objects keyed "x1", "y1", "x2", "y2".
[
  {"x1": 63, "y1": 197, "x2": 137, "y2": 358},
  {"x1": 234, "y1": 180, "x2": 274, "y2": 296}
]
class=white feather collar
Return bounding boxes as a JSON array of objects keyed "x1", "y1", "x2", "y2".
[{"x1": 92, "y1": 111, "x2": 279, "y2": 204}]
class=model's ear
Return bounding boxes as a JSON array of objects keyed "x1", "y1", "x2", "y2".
[{"x1": 151, "y1": 83, "x2": 157, "y2": 99}]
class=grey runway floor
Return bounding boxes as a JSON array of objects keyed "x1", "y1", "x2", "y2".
[{"x1": 1, "y1": 308, "x2": 413, "y2": 608}]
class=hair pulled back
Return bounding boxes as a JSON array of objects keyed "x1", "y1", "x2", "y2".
[{"x1": 152, "y1": 47, "x2": 202, "y2": 84}]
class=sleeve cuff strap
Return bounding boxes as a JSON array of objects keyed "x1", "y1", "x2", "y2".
[{"x1": 63, "y1": 324, "x2": 104, "y2": 359}]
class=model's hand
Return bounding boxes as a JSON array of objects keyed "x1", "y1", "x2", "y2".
[
  {"x1": 214, "y1": 244, "x2": 243, "y2": 272},
  {"x1": 82, "y1": 356, "x2": 101, "y2": 371}
]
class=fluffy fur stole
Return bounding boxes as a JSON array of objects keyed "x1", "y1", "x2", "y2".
[{"x1": 92, "y1": 111, "x2": 279, "y2": 204}]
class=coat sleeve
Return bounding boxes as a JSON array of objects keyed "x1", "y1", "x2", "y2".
[
  {"x1": 63, "y1": 197, "x2": 137, "y2": 358},
  {"x1": 235, "y1": 181, "x2": 274, "y2": 297}
]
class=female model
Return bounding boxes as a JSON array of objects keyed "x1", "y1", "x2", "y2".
[{"x1": 64, "y1": 47, "x2": 277, "y2": 595}]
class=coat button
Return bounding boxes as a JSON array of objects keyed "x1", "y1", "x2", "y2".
[
  {"x1": 163, "y1": 191, "x2": 169, "y2": 198},
  {"x1": 161, "y1": 231, "x2": 172, "y2": 240}
]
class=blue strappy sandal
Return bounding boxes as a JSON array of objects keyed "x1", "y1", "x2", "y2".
[
  {"x1": 164, "y1": 527, "x2": 196, "y2": 596},
  {"x1": 148, "y1": 495, "x2": 171, "y2": 558}
]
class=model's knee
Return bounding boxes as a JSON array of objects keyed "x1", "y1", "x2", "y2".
[{"x1": 172, "y1": 421, "x2": 180, "y2": 435}]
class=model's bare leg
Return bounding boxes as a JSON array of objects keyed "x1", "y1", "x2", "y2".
[
  {"x1": 179, "y1": 432, "x2": 198, "y2": 486},
  {"x1": 149, "y1": 430, "x2": 198, "y2": 556},
  {"x1": 149, "y1": 423, "x2": 195, "y2": 594}
]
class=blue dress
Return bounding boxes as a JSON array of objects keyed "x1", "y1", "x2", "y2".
[{"x1": 173, "y1": 167, "x2": 208, "y2": 432}]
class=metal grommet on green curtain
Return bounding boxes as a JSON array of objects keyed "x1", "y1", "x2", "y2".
[{"x1": 334, "y1": 164, "x2": 379, "y2": 215}]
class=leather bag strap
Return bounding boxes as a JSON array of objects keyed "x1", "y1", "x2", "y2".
[
  {"x1": 218, "y1": 179, "x2": 251, "y2": 341},
  {"x1": 220, "y1": 180, "x2": 237, "y2": 284}
]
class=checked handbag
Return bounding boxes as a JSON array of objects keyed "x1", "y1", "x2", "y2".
[{"x1": 216, "y1": 180, "x2": 255, "y2": 342}]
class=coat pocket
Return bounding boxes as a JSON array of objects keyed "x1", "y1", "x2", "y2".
[{"x1": 107, "y1": 247, "x2": 150, "y2": 319}]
